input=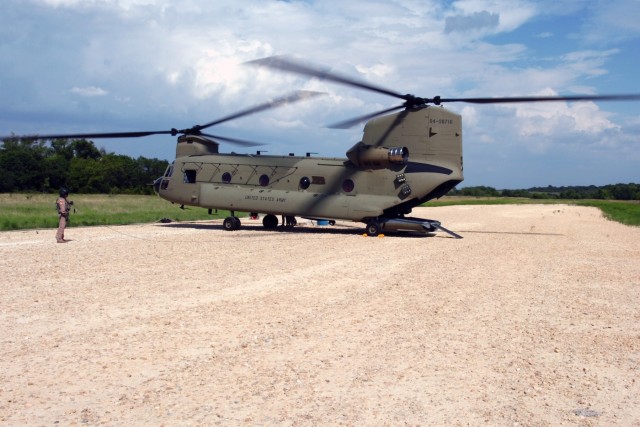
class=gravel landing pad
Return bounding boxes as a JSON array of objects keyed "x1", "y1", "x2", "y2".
[{"x1": 1, "y1": 205, "x2": 639, "y2": 425}]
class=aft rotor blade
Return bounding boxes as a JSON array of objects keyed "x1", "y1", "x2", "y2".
[
  {"x1": 200, "y1": 133, "x2": 265, "y2": 147},
  {"x1": 247, "y1": 57, "x2": 640, "y2": 107},
  {"x1": 198, "y1": 90, "x2": 325, "y2": 130},
  {"x1": 435, "y1": 94, "x2": 640, "y2": 104},
  {"x1": 247, "y1": 56, "x2": 407, "y2": 101},
  {"x1": 328, "y1": 105, "x2": 405, "y2": 129}
]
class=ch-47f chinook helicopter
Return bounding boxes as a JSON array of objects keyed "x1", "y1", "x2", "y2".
[{"x1": 9, "y1": 56, "x2": 640, "y2": 238}]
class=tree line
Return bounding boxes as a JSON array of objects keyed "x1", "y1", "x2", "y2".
[
  {"x1": 2, "y1": 137, "x2": 638, "y2": 199},
  {"x1": 1, "y1": 137, "x2": 168, "y2": 194},
  {"x1": 450, "y1": 184, "x2": 640, "y2": 200}
]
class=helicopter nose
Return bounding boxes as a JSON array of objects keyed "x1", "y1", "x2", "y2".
[{"x1": 152, "y1": 176, "x2": 163, "y2": 194}]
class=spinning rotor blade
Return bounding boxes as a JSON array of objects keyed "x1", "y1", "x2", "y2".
[
  {"x1": 197, "y1": 90, "x2": 325, "y2": 130},
  {"x1": 431, "y1": 94, "x2": 640, "y2": 104},
  {"x1": 328, "y1": 105, "x2": 405, "y2": 129},
  {"x1": 247, "y1": 56, "x2": 422, "y2": 129},
  {"x1": 200, "y1": 133, "x2": 264, "y2": 147},
  {"x1": 329, "y1": 94, "x2": 640, "y2": 129},
  {"x1": 247, "y1": 56, "x2": 407, "y2": 101},
  {"x1": 248, "y1": 55, "x2": 640, "y2": 129},
  {"x1": 249, "y1": 56, "x2": 640, "y2": 106},
  {"x1": 8, "y1": 130, "x2": 176, "y2": 140},
  {"x1": 5, "y1": 90, "x2": 323, "y2": 145}
]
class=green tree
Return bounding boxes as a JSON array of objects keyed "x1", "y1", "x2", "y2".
[
  {"x1": 0, "y1": 138, "x2": 49, "y2": 192},
  {"x1": 608, "y1": 183, "x2": 638, "y2": 200},
  {"x1": 453, "y1": 186, "x2": 500, "y2": 197},
  {"x1": 50, "y1": 139, "x2": 74, "y2": 161},
  {"x1": 68, "y1": 157, "x2": 102, "y2": 193},
  {"x1": 42, "y1": 154, "x2": 70, "y2": 191},
  {"x1": 72, "y1": 139, "x2": 102, "y2": 160}
]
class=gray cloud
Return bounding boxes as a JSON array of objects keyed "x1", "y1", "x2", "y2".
[{"x1": 444, "y1": 11, "x2": 499, "y2": 34}]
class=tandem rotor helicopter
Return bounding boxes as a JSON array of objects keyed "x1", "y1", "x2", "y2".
[{"x1": 9, "y1": 56, "x2": 640, "y2": 237}]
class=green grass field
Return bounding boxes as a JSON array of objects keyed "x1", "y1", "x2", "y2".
[
  {"x1": 0, "y1": 193, "x2": 229, "y2": 231},
  {"x1": 1, "y1": 193, "x2": 638, "y2": 231}
]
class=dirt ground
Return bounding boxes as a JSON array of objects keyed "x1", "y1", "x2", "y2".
[{"x1": 1, "y1": 204, "x2": 639, "y2": 426}]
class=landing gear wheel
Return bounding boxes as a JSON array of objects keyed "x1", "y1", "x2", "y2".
[
  {"x1": 223, "y1": 216, "x2": 240, "y2": 231},
  {"x1": 365, "y1": 221, "x2": 381, "y2": 237},
  {"x1": 262, "y1": 214, "x2": 279, "y2": 229}
]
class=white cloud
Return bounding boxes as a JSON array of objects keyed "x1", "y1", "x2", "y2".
[
  {"x1": 579, "y1": 0, "x2": 640, "y2": 43},
  {"x1": 70, "y1": 86, "x2": 108, "y2": 97},
  {"x1": 513, "y1": 99, "x2": 618, "y2": 136},
  {"x1": 447, "y1": 0, "x2": 537, "y2": 33}
]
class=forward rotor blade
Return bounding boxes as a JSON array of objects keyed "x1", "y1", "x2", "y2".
[
  {"x1": 200, "y1": 133, "x2": 265, "y2": 147},
  {"x1": 5, "y1": 130, "x2": 175, "y2": 140},
  {"x1": 328, "y1": 105, "x2": 405, "y2": 129},
  {"x1": 247, "y1": 56, "x2": 407, "y2": 101},
  {"x1": 198, "y1": 90, "x2": 325, "y2": 130},
  {"x1": 5, "y1": 91, "x2": 324, "y2": 143},
  {"x1": 435, "y1": 94, "x2": 640, "y2": 104}
]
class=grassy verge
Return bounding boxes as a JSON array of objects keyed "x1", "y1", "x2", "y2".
[
  {"x1": 0, "y1": 193, "x2": 231, "y2": 231},
  {"x1": 1, "y1": 194, "x2": 638, "y2": 231},
  {"x1": 574, "y1": 200, "x2": 640, "y2": 226},
  {"x1": 428, "y1": 197, "x2": 640, "y2": 227}
]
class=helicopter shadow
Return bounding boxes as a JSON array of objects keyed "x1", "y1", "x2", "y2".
[{"x1": 157, "y1": 222, "x2": 439, "y2": 238}]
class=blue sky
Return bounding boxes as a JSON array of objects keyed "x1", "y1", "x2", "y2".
[{"x1": 1, "y1": 0, "x2": 639, "y2": 189}]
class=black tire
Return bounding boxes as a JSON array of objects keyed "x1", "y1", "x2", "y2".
[
  {"x1": 366, "y1": 221, "x2": 380, "y2": 237},
  {"x1": 223, "y1": 217, "x2": 237, "y2": 231},
  {"x1": 262, "y1": 214, "x2": 279, "y2": 229}
]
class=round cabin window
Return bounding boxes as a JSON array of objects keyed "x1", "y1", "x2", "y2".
[
  {"x1": 342, "y1": 179, "x2": 355, "y2": 193},
  {"x1": 259, "y1": 174, "x2": 270, "y2": 187},
  {"x1": 222, "y1": 172, "x2": 232, "y2": 183},
  {"x1": 299, "y1": 176, "x2": 311, "y2": 190}
]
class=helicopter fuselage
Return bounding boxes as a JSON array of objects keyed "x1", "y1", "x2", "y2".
[{"x1": 156, "y1": 106, "x2": 463, "y2": 230}]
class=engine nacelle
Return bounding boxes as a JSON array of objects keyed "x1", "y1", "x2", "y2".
[{"x1": 346, "y1": 142, "x2": 409, "y2": 169}]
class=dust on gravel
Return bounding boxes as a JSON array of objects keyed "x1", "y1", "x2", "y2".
[{"x1": 1, "y1": 204, "x2": 639, "y2": 426}]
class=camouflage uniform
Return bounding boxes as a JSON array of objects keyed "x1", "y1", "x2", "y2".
[{"x1": 56, "y1": 191, "x2": 71, "y2": 243}]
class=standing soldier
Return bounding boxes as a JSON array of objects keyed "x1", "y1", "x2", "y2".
[{"x1": 56, "y1": 188, "x2": 73, "y2": 243}]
